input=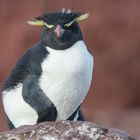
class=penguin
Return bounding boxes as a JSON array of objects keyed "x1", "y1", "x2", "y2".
[{"x1": 2, "y1": 9, "x2": 93, "y2": 130}]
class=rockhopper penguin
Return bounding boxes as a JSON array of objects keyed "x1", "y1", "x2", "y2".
[{"x1": 2, "y1": 9, "x2": 93, "y2": 130}]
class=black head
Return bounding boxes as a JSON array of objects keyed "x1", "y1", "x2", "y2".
[{"x1": 28, "y1": 9, "x2": 89, "y2": 50}]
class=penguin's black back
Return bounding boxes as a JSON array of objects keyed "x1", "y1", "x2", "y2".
[{"x1": 3, "y1": 42, "x2": 48, "y2": 90}]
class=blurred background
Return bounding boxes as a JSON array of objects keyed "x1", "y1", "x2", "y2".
[{"x1": 0, "y1": 0, "x2": 140, "y2": 139}]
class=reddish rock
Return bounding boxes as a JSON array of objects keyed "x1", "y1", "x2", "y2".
[{"x1": 0, "y1": 121, "x2": 135, "y2": 140}]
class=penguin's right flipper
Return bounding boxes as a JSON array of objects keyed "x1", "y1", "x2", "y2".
[
  {"x1": 7, "y1": 117, "x2": 15, "y2": 130},
  {"x1": 77, "y1": 110, "x2": 85, "y2": 121},
  {"x1": 22, "y1": 75, "x2": 57, "y2": 123},
  {"x1": 67, "y1": 106, "x2": 85, "y2": 121}
]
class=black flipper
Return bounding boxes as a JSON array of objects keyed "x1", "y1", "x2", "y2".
[
  {"x1": 22, "y1": 75, "x2": 57, "y2": 123},
  {"x1": 7, "y1": 117, "x2": 15, "y2": 130},
  {"x1": 77, "y1": 110, "x2": 85, "y2": 121},
  {"x1": 67, "y1": 106, "x2": 85, "y2": 121}
]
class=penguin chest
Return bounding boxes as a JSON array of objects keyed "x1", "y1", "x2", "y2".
[{"x1": 39, "y1": 41, "x2": 93, "y2": 120}]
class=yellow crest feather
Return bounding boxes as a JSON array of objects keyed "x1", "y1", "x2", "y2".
[
  {"x1": 64, "y1": 19, "x2": 76, "y2": 27},
  {"x1": 64, "y1": 13, "x2": 89, "y2": 27},
  {"x1": 27, "y1": 20, "x2": 54, "y2": 28},
  {"x1": 76, "y1": 13, "x2": 89, "y2": 21}
]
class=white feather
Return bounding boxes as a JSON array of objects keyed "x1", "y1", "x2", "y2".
[
  {"x1": 2, "y1": 84, "x2": 38, "y2": 127},
  {"x1": 39, "y1": 41, "x2": 93, "y2": 120},
  {"x1": 61, "y1": 8, "x2": 72, "y2": 13},
  {"x1": 62, "y1": 8, "x2": 66, "y2": 13},
  {"x1": 66, "y1": 9, "x2": 72, "y2": 13}
]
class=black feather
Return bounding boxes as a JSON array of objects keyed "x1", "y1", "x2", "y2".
[
  {"x1": 3, "y1": 42, "x2": 48, "y2": 90},
  {"x1": 36, "y1": 9, "x2": 82, "y2": 25}
]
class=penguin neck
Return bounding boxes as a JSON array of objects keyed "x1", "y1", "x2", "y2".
[{"x1": 45, "y1": 40, "x2": 86, "y2": 54}]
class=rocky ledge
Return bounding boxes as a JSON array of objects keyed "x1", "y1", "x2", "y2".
[{"x1": 0, "y1": 121, "x2": 135, "y2": 140}]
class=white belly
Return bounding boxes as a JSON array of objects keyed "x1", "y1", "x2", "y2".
[{"x1": 39, "y1": 41, "x2": 93, "y2": 120}]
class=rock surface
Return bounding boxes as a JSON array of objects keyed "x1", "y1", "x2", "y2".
[{"x1": 0, "y1": 121, "x2": 135, "y2": 140}]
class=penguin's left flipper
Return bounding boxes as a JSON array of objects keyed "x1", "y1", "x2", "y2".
[
  {"x1": 68, "y1": 106, "x2": 85, "y2": 121},
  {"x1": 22, "y1": 75, "x2": 57, "y2": 123}
]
